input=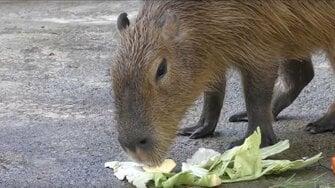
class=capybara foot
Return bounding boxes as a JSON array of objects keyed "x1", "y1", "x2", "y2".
[
  {"x1": 227, "y1": 139, "x2": 245, "y2": 149},
  {"x1": 229, "y1": 111, "x2": 249, "y2": 122},
  {"x1": 228, "y1": 133, "x2": 277, "y2": 149},
  {"x1": 305, "y1": 115, "x2": 335, "y2": 134},
  {"x1": 229, "y1": 111, "x2": 279, "y2": 122},
  {"x1": 178, "y1": 121, "x2": 216, "y2": 139}
]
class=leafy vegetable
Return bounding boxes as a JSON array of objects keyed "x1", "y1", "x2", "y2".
[
  {"x1": 105, "y1": 127, "x2": 322, "y2": 188},
  {"x1": 161, "y1": 171, "x2": 222, "y2": 188},
  {"x1": 270, "y1": 173, "x2": 332, "y2": 188},
  {"x1": 260, "y1": 140, "x2": 289, "y2": 159},
  {"x1": 104, "y1": 161, "x2": 144, "y2": 182}
]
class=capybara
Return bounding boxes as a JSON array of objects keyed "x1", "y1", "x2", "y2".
[{"x1": 111, "y1": 0, "x2": 335, "y2": 166}]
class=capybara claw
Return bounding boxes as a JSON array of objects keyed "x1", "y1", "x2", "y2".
[
  {"x1": 305, "y1": 120, "x2": 335, "y2": 134},
  {"x1": 178, "y1": 125, "x2": 215, "y2": 139},
  {"x1": 229, "y1": 112, "x2": 249, "y2": 122}
]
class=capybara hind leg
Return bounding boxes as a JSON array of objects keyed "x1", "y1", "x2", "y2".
[
  {"x1": 306, "y1": 50, "x2": 335, "y2": 134},
  {"x1": 305, "y1": 101, "x2": 335, "y2": 134},
  {"x1": 229, "y1": 67, "x2": 278, "y2": 148},
  {"x1": 229, "y1": 58, "x2": 314, "y2": 122},
  {"x1": 272, "y1": 58, "x2": 314, "y2": 117},
  {"x1": 178, "y1": 78, "x2": 226, "y2": 139}
]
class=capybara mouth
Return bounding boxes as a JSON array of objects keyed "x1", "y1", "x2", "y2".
[
  {"x1": 118, "y1": 134, "x2": 170, "y2": 166},
  {"x1": 126, "y1": 147, "x2": 166, "y2": 167}
]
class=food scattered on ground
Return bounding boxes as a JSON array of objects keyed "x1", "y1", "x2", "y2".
[
  {"x1": 105, "y1": 127, "x2": 322, "y2": 188},
  {"x1": 269, "y1": 173, "x2": 331, "y2": 188}
]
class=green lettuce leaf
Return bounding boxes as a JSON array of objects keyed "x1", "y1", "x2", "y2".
[
  {"x1": 161, "y1": 171, "x2": 196, "y2": 188},
  {"x1": 260, "y1": 140, "x2": 290, "y2": 159},
  {"x1": 261, "y1": 152, "x2": 322, "y2": 174},
  {"x1": 105, "y1": 127, "x2": 322, "y2": 187},
  {"x1": 161, "y1": 171, "x2": 222, "y2": 188}
]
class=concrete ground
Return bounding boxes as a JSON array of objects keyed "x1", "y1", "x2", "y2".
[{"x1": 0, "y1": 1, "x2": 334, "y2": 187}]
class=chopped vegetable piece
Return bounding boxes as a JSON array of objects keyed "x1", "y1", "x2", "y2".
[{"x1": 143, "y1": 159, "x2": 176, "y2": 173}]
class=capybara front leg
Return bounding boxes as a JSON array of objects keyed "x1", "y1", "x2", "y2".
[
  {"x1": 178, "y1": 77, "x2": 226, "y2": 138},
  {"x1": 229, "y1": 67, "x2": 278, "y2": 148}
]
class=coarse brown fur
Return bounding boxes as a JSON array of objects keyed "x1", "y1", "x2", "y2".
[{"x1": 112, "y1": 0, "x2": 335, "y2": 166}]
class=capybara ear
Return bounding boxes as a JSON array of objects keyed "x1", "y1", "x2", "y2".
[
  {"x1": 157, "y1": 11, "x2": 179, "y2": 39},
  {"x1": 117, "y1": 12, "x2": 130, "y2": 32}
]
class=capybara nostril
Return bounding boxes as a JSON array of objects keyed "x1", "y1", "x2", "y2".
[
  {"x1": 139, "y1": 138, "x2": 147, "y2": 145},
  {"x1": 118, "y1": 136, "x2": 152, "y2": 153},
  {"x1": 136, "y1": 137, "x2": 153, "y2": 150}
]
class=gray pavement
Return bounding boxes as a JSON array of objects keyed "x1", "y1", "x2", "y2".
[{"x1": 0, "y1": 1, "x2": 334, "y2": 188}]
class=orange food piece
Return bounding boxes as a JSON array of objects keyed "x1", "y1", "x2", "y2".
[{"x1": 332, "y1": 157, "x2": 335, "y2": 174}]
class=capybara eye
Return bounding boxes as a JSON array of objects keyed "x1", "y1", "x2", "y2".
[{"x1": 156, "y1": 58, "x2": 167, "y2": 81}]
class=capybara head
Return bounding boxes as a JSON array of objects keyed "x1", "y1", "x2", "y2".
[{"x1": 111, "y1": 11, "x2": 213, "y2": 166}]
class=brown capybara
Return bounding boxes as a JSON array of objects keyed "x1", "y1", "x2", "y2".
[{"x1": 111, "y1": 0, "x2": 335, "y2": 166}]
